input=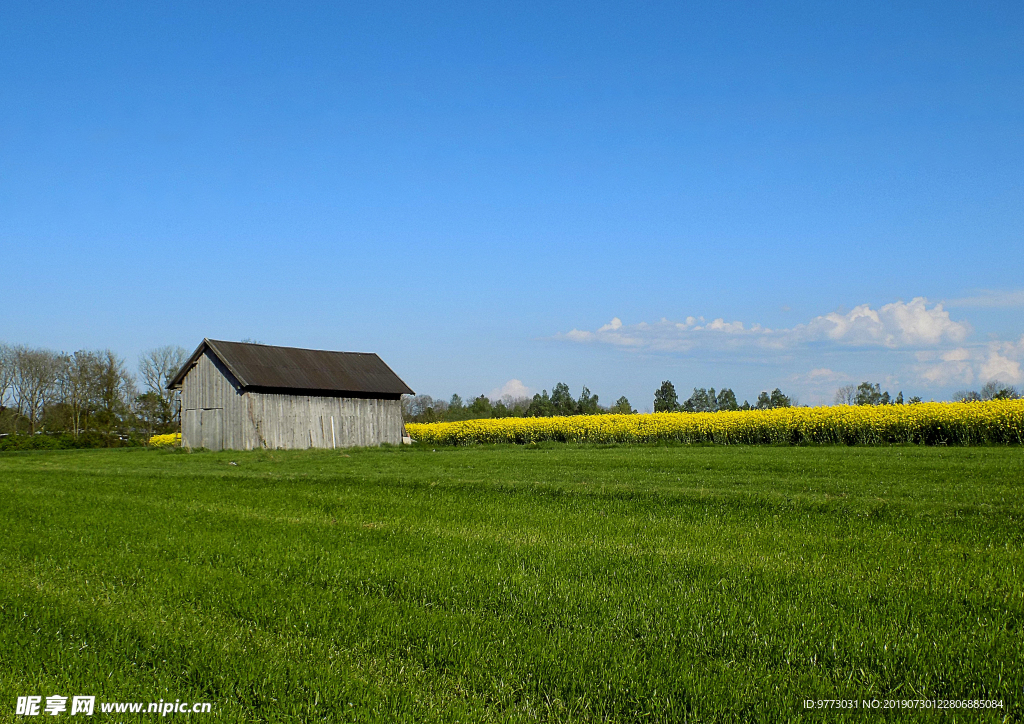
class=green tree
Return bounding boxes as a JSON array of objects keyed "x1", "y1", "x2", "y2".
[
  {"x1": 468, "y1": 395, "x2": 492, "y2": 418},
  {"x1": 576, "y1": 386, "x2": 600, "y2": 415},
  {"x1": 526, "y1": 390, "x2": 554, "y2": 417},
  {"x1": 609, "y1": 396, "x2": 635, "y2": 414},
  {"x1": 550, "y1": 383, "x2": 575, "y2": 416},
  {"x1": 682, "y1": 388, "x2": 715, "y2": 412},
  {"x1": 755, "y1": 388, "x2": 792, "y2": 410},
  {"x1": 716, "y1": 388, "x2": 739, "y2": 411},
  {"x1": 854, "y1": 382, "x2": 889, "y2": 406},
  {"x1": 491, "y1": 400, "x2": 510, "y2": 418},
  {"x1": 135, "y1": 391, "x2": 169, "y2": 439},
  {"x1": 654, "y1": 381, "x2": 679, "y2": 412}
]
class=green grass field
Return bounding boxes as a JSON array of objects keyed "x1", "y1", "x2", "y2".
[{"x1": 1, "y1": 444, "x2": 1022, "y2": 722}]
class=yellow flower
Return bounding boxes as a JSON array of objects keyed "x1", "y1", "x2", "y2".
[
  {"x1": 149, "y1": 433, "x2": 181, "y2": 447},
  {"x1": 406, "y1": 400, "x2": 1024, "y2": 447}
]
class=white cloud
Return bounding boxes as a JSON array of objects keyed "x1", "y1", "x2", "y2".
[
  {"x1": 916, "y1": 348, "x2": 975, "y2": 386},
  {"x1": 913, "y1": 337, "x2": 1024, "y2": 386},
  {"x1": 559, "y1": 298, "x2": 969, "y2": 354},
  {"x1": 979, "y1": 335, "x2": 1024, "y2": 384},
  {"x1": 563, "y1": 329, "x2": 593, "y2": 342},
  {"x1": 979, "y1": 352, "x2": 1021, "y2": 384},
  {"x1": 802, "y1": 298, "x2": 969, "y2": 347},
  {"x1": 797, "y1": 368, "x2": 849, "y2": 383},
  {"x1": 945, "y1": 290, "x2": 1024, "y2": 308},
  {"x1": 557, "y1": 299, "x2": 1024, "y2": 393},
  {"x1": 488, "y1": 379, "x2": 534, "y2": 401}
]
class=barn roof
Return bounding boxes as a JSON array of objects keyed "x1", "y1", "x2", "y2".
[{"x1": 167, "y1": 339, "x2": 414, "y2": 397}]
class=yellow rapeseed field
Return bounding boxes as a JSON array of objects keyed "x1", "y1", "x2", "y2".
[
  {"x1": 148, "y1": 432, "x2": 181, "y2": 447},
  {"x1": 407, "y1": 399, "x2": 1024, "y2": 446}
]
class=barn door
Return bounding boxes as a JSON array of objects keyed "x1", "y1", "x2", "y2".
[
  {"x1": 201, "y1": 408, "x2": 224, "y2": 451},
  {"x1": 182, "y1": 409, "x2": 200, "y2": 449}
]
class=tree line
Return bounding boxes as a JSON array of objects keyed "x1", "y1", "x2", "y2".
[
  {"x1": 403, "y1": 379, "x2": 798, "y2": 423},
  {"x1": 833, "y1": 382, "x2": 917, "y2": 406},
  {"x1": 0, "y1": 342, "x2": 187, "y2": 445},
  {"x1": 408, "y1": 375, "x2": 1022, "y2": 424},
  {"x1": 654, "y1": 381, "x2": 793, "y2": 412},
  {"x1": 952, "y1": 381, "x2": 1020, "y2": 403},
  {"x1": 402, "y1": 383, "x2": 637, "y2": 423},
  {"x1": 834, "y1": 380, "x2": 1020, "y2": 406}
]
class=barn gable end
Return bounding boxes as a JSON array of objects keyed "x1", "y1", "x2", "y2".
[{"x1": 170, "y1": 339, "x2": 412, "y2": 451}]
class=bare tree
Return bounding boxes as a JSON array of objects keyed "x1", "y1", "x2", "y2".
[
  {"x1": 11, "y1": 346, "x2": 62, "y2": 433},
  {"x1": 834, "y1": 384, "x2": 856, "y2": 406},
  {"x1": 139, "y1": 346, "x2": 187, "y2": 396},
  {"x1": 501, "y1": 395, "x2": 532, "y2": 410},
  {"x1": 402, "y1": 394, "x2": 434, "y2": 419},
  {"x1": 0, "y1": 343, "x2": 14, "y2": 410},
  {"x1": 0, "y1": 344, "x2": 15, "y2": 434},
  {"x1": 91, "y1": 350, "x2": 135, "y2": 433},
  {"x1": 139, "y1": 346, "x2": 187, "y2": 424},
  {"x1": 979, "y1": 380, "x2": 1020, "y2": 401},
  {"x1": 57, "y1": 350, "x2": 103, "y2": 436}
]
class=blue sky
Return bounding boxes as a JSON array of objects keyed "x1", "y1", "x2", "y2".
[{"x1": 2, "y1": 1, "x2": 1022, "y2": 408}]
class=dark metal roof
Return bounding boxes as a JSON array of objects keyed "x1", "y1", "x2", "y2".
[{"x1": 168, "y1": 339, "x2": 414, "y2": 396}]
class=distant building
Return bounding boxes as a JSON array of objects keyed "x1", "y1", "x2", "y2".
[{"x1": 168, "y1": 339, "x2": 413, "y2": 450}]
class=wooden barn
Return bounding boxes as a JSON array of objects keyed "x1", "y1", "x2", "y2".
[{"x1": 167, "y1": 339, "x2": 414, "y2": 451}]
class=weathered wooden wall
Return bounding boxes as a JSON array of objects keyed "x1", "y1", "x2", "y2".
[
  {"x1": 244, "y1": 392, "x2": 402, "y2": 450},
  {"x1": 179, "y1": 350, "x2": 403, "y2": 450}
]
